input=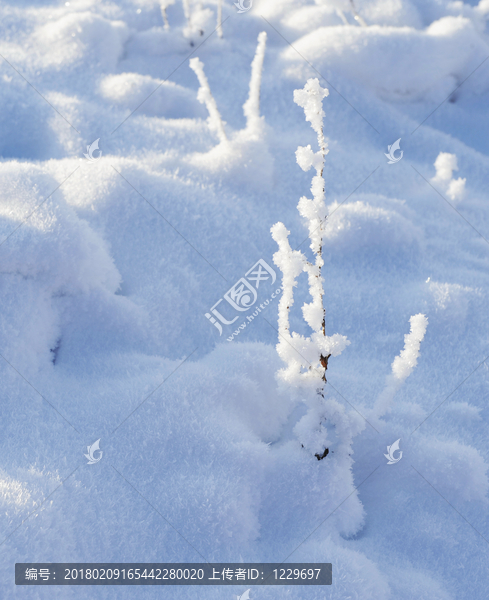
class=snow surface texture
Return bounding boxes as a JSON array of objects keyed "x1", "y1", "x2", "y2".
[{"x1": 1, "y1": 0, "x2": 489, "y2": 599}]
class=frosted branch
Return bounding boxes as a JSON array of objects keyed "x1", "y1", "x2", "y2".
[
  {"x1": 189, "y1": 57, "x2": 227, "y2": 144},
  {"x1": 271, "y1": 78, "x2": 347, "y2": 392},
  {"x1": 217, "y1": 0, "x2": 223, "y2": 38},
  {"x1": 243, "y1": 32, "x2": 267, "y2": 134},
  {"x1": 160, "y1": 0, "x2": 175, "y2": 29},
  {"x1": 372, "y1": 314, "x2": 428, "y2": 419}
]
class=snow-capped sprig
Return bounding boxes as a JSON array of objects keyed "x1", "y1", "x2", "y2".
[
  {"x1": 189, "y1": 33, "x2": 268, "y2": 153},
  {"x1": 243, "y1": 31, "x2": 267, "y2": 137},
  {"x1": 270, "y1": 222, "x2": 305, "y2": 341},
  {"x1": 371, "y1": 314, "x2": 428, "y2": 422},
  {"x1": 294, "y1": 80, "x2": 330, "y2": 333},
  {"x1": 189, "y1": 57, "x2": 227, "y2": 144},
  {"x1": 293, "y1": 79, "x2": 328, "y2": 143},
  {"x1": 271, "y1": 79, "x2": 349, "y2": 392},
  {"x1": 392, "y1": 313, "x2": 428, "y2": 381},
  {"x1": 159, "y1": 0, "x2": 175, "y2": 29},
  {"x1": 294, "y1": 79, "x2": 329, "y2": 192},
  {"x1": 270, "y1": 79, "x2": 354, "y2": 459},
  {"x1": 272, "y1": 79, "x2": 428, "y2": 460}
]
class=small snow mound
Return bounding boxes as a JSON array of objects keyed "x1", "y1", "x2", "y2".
[
  {"x1": 413, "y1": 438, "x2": 489, "y2": 504},
  {"x1": 444, "y1": 401, "x2": 482, "y2": 425},
  {"x1": 322, "y1": 198, "x2": 421, "y2": 259},
  {"x1": 282, "y1": 17, "x2": 489, "y2": 101},
  {"x1": 187, "y1": 132, "x2": 274, "y2": 191},
  {"x1": 292, "y1": 537, "x2": 392, "y2": 600},
  {"x1": 426, "y1": 279, "x2": 480, "y2": 319},
  {"x1": 99, "y1": 73, "x2": 204, "y2": 119},
  {"x1": 33, "y1": 11, "x2": 129, "y2": 71},
  {"x1": 0, "y1": 162, "x2": 122, "y2": 372},
  {"x1": 0, "y1": 163, "x2": 120, "y2": 295}
]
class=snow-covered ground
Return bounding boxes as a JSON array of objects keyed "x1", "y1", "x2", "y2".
[{"x1": 1, "y1": 0, "x2": 489, "y2": 598}]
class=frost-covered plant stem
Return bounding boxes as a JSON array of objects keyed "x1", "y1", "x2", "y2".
[
  {"x1": 189, "y1": 57, "x2": 227, "y2": 143},
  {"x1": 217, "y1": 0, "x2": 223, "y2": 38},
  {"x1": 271, "y1": 79, "x2": 354, "y2": 458},
  {"x1": 271, "y1": 79, "x2": 348, "y2": 393},
  {"x1": 372, "y1": 314, "x2": 428, "y2": 421},
  {"x1": 160, "y1": 0, "x2": 175, "y2": 29},
  {"x1": 336, "y1": 9, "x2": 349, "y2": 25},
  {"x1": 350, "y1": 0, "x2": 367, "y2": 26},
  {"x1": 243, "y1": 32, "x2": 267, "y2": 135},
  {"x1": 182, "y1": 0, "x2": 191, "y2": 26},
  {"x1": 188, "y1": 33, "x2": 268, "y2": 158},
  {"x1": 271, "y1": 84, "x2": 427, "y2": 459}
]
